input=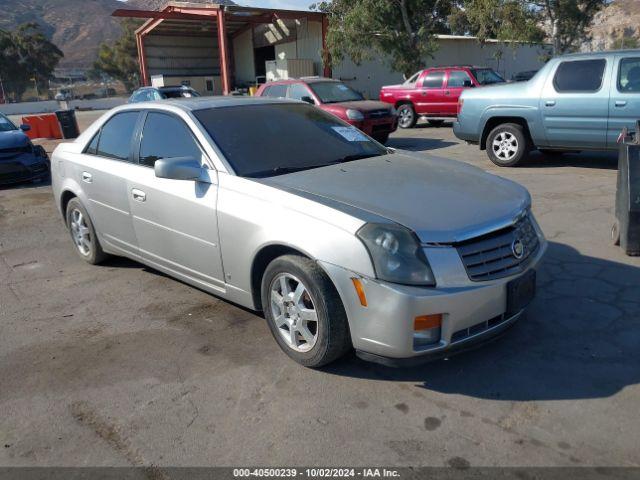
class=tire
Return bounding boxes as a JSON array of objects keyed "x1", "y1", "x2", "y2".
[
  {"x1": 397, "y1": 104, "x2": 417, "y2": 129},
  {"x1": 261, "y1": 254, "x2": 351, "y2": 367},
  {"x1": 65, "y1": 198, "x2": 107, "y2": 265},
  {"x1": 427, "y1": 119, "x2": 445, "y2": 127},
  {"x1": 486, "y1": 123, "x2": 530, "y2": 167},
  {"x1": 373, "y1": 133, "x2": 389, "y2": 144}
]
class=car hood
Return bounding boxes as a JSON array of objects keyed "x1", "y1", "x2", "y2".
[
  {"x1": 0, "y1": 129, "x2": 30, "y2": 149},
  {"x1": 259, "y1": 152, "x2": 531, "y2": 244},
  {"x1": 325, "y1": 100, "x2": 391, "y2": 112}
]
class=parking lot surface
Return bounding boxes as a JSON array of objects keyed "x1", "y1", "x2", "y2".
[{"x1": 1, "y1": 113, "x2": 639, "y2": 467}]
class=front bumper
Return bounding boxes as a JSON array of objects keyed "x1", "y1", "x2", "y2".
[
  {"x1": 0, "y1": 152, "x2": 50, "y2": 186},
  {"x1": 452, "y1": 121, "x2": 477, "y2": 143},
  {"x1": 350, "y1": 117, "x2": 398, "y2": 137},
  {"x1": 319, "y1": 235, "x2": 546, "y2": 364}
]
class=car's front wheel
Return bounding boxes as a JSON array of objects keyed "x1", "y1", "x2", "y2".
[
  {"x1": 486, "y1": 123, "x2": 530, "y2": 167},
  {"x1": 397, "y1": 104, "x2": 417, "y2": 129},
  {"x1": 66, "y1": 198, "x2": 107, "y2": 264},
  {"x1": 261, "y1": 254, "x2": 351, "y2": 367}
]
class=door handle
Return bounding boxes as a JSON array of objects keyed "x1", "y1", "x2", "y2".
[
  {"x1": 131, "y1": 188, "x2": 146, "y2": 202},
  {"x1": 615, "y1": 100, "x2": 627, "y2": 107},
  {"x1": 81, "y1": 172, "x2": 92, "y2": 183},
  {"x1": 444, "y1": 90, "x2": 451, "y2": 96},
  {"x1": 545, "y1": 100, "x2": 556, "y2": 107}
]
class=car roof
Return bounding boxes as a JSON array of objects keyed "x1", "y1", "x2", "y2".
[
  {"x1": 118, "y1": 95, "x2": 299, "y2": 112},
  {"x1": 266, "y1": 77, "x2": 339, "y2": 85},
  {"x1": 554, "y1": 49, "x2": 640, "y2": 60}
]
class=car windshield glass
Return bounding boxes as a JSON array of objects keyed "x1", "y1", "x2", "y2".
[
  {"x1": 193, "y1": 103, "x2": 387, "y2": 178},
  {"x1": 0, "y1": 114, "x2": 17, "y2": 132},
  {"x1": 163, "y1": 89, "x2": 199, "y2": 98},
  {"x1": 308, "y1": 82, "x2": 363, "y2": 104},
  {"x1": 470, "y1": 68, "x2": 505, "y2": 85}
]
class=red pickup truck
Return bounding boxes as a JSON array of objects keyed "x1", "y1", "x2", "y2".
[{"x1": 379, "y1": 66, "x2": 505, "y2": 128}]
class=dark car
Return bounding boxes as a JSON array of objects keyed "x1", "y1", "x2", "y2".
[
  {"x1": 128, "y1": 86, "x2": 200, "y2": 103},
  {"x1": 0, "y1": 113, "x2": 50, "y2": 186},
  {"x1": 256, "y1": 78, "x2": 397, "y2": 144}
]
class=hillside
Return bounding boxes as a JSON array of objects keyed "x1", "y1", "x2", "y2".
[
  {"x1": 588, "y1": 0, "x2": 640, "y2": 51},
  {"x1": 0, "y1": 0, "x2": 224, "y2": 68}
]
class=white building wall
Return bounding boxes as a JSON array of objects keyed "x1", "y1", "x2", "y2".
[
  {"x1": 272, "y1": 20, "x2": 324, "y2": 76},
  {"x1": 334, "y1": 38, "x2": 550, "y2": 99},
  {"x1": 144, "y1": 35, "x2": 219, "y2": 77}
]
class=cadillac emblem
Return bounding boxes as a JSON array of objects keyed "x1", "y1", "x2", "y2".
[{"x1": 511, "y1": 238, "x2": 525, "y2": 259}]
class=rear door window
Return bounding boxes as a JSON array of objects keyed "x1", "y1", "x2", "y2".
[
  {"x1": 618, "y1": 57, "x2": 640, "y2": 93},
  {"x1": 88, "y1": 111, "x2": 139, "y2": 161},
  {"x1": 553, "y1": 59, "x2": 606, "y2": 93},
  {"x1": 447, "y1": 70, "x2": 473, "y2": 88},
  {"x1": 263, "y1": 84, "x2": 288, "y2": 98},
  {"x1": 139, "y1": 112, "x2": 204, "y2": 168},
  {"x1": 422, "y1": 71, "x2": 445, "y2": 89}
]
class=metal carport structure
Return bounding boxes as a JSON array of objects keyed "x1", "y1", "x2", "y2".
[{"x1": 112, "y1": 2, "x2": 330, "y2": 95}]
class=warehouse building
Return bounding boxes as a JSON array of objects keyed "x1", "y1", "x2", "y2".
[{"x1": 114, "y1": 2, "x2": 549, "y2": 98}]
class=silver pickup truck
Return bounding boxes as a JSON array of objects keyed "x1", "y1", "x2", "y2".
[{"x1": 454, "y1": 50, "x2": 640, "y2": 166}]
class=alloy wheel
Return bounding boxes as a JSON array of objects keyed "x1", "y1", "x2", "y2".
[
  {"x1": 398, "y1": 106, "x2": 414, "y2": 128},
  {"x1": 492, "y1": 131, "x2": 519, "y2": 161},
  {"x1": 70, "y1": 208, "x2": 92, "y2": 256},
  {"x1": 269, "y1": 273, "x2": 319, "y2": 352}
]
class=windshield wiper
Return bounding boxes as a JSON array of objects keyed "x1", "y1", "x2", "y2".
[
  {"x1": 335, "y1": 153, "x2": 383, "y2": 163},
  {"x1": 249, "y1": 163, "x2": 340, "y2": 178}
]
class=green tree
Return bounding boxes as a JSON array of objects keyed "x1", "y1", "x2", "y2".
[
  {"x1": 92, "y1": 19, "x2": 141, "y2": 91},
  {"x1": 529, "y1": 0, "x2": 607, "y2": 55},
  {"x1": 312, "y1": 0, "x2": 454, "y2": 77},
  {"x1": 449, "y1": 0, "x2": 544, "y2": 44},
  {"x1": 0, "y1": 23, "x2": 63, "y2": 101}
]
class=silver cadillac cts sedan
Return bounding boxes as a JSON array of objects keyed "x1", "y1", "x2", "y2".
[{"x1": 51, "y1": 97, "x2": 546, "y2": 367}]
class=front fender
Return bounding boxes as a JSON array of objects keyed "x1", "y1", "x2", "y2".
[{"x1": 216, "y1": 175, "x2": 376, "y2": 303}]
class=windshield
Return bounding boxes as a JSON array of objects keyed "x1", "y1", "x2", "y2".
[
  {"x1": 0, "y1": 114, "x2": 17, "y2": 132},
  {"x1": 163, "y1": 89, "x2": 200, "y2": 99},
  {"x1": 470, "y1": 68, "x2": 506, "y2": 85},
  {"x1": 308, "y1": 82, "x2": 363, "y2": 104},
  {"x1": 193, "y1": 103, "x2": 387, "y2": 178}
]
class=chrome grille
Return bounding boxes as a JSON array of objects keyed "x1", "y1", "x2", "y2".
[{"x1": 457, "y1": 215, "x2": 539, "y2": 281}]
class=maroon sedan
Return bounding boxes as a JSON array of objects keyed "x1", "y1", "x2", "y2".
[{"x1": 256, "y1": 78, "x2": 397, "y2": 143}]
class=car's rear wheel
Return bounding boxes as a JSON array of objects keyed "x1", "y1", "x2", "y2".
[
  {"x1": 397, "y1": 104, "x2": 417, "y2": 129},
  {"x1": 486, "y1": 123, "x2": 530, "y2": 167},
  {"x1": 261, "y1": 254, "x2": 351, "y2": 367},
  {"x1": 66, "y1": 198, "x2": 107, "y2": 264},
  {"x1": 427, "y1": 119, "x2": 445, "y2": 127}
]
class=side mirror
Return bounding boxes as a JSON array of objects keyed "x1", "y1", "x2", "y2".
[
  {"x1": 20, "y1": 124, "x2": 31, "y2": 132},
  {"x1": 300, "y1": 95, "x2": 315, "y2": 105},
  {"x1": 155, "y1": 156, "x2": 204, "y2": 181},
  {"x1": 463, "y1": 80, "x2": 474, "y2": 88}
]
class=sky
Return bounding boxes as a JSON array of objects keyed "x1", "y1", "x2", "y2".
[
  {"x1": 117, "y1": 0, "x2": 314, "y2": 11},
  {"x1": 239, "y1": 0, "x2": 313, "y2": 10}
]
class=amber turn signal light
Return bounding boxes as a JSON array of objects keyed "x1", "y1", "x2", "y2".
[
  {"x1": 414, "y1": 314, "x2": 442, "y2": 331},
  {"x1": 351, "y1": 278, "x2": 368, "y2": 307}
]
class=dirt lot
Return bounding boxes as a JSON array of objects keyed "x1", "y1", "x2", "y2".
[{"x1": 1, "y1": 113, "x2": 639, "y2": 467}]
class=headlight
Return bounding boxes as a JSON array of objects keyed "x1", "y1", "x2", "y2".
[
  {"x1": 346, "y1": 109, "x2": 364, "y2": 121},
  {"x1": 357, "y1": 223, "x2": 436, "y2": 286}
]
